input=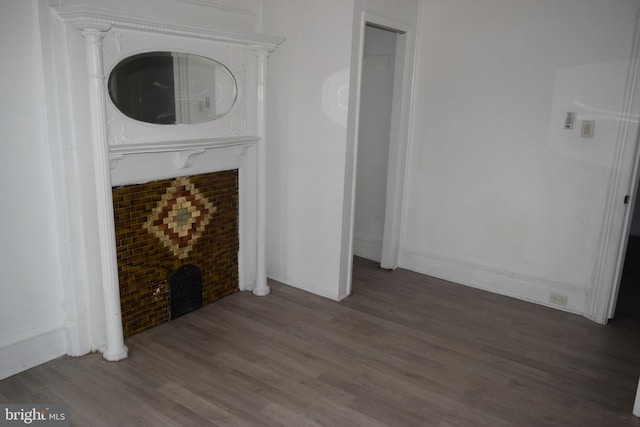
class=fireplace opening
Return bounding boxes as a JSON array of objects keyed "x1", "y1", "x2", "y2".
[{"x1": 170, "y1": 264, "x2": 203, "y2": 320}]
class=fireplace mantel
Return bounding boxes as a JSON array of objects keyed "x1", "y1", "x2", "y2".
[
  {"x1": 54, "y1": 5, "x2": 282, "y2": 49},
  {"x1": 51, "y1": 5, "x2": 283, "y2": 362},
  {"x1": 109, "y1": 136, "x2": 260, "y2": 169}
]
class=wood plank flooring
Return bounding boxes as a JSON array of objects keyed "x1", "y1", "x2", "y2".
[{"x1": 2, "y1": 257, "x2": 640, "y2": 426}]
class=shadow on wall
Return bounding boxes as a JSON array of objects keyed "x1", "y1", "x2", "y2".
[{"x1": 322, "y1": 68, "x2": 350, "y2": 128}]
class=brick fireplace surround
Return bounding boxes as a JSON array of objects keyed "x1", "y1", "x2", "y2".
[{"x1": 112, "y1": 170, "x2": 239, "y2": 337}]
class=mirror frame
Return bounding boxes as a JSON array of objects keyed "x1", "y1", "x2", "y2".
[{"x1": 107, "y1": 51, "x2": 238, "y2": 125}]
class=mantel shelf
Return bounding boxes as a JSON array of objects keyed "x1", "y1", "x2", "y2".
[
  {"x1": 109, "y1": 136, "x2": 260, "y2": 169},
  {"x1": 110, "y1": 136, "x2": 260, "y2": 155}
]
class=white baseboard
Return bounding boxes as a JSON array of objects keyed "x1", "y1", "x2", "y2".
[
  {"x1": 0, "y1": 327, "x2": 68, "y2": 380},
  {"x1": 399, "y1": 248, "x2": 589, "y2": 315},
  {"x1": 267, "y1": 272, "x2": 345, "y2": 301},
  {"x1": 353, "y1": 235, "x2": 382, "y2": 262}
]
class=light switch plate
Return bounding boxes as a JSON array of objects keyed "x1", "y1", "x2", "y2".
[{"x1": 581, "y1": 120, "x2": 595, "y2": 138}]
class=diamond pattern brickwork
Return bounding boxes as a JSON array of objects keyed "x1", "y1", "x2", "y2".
[
  {"x1": 112, "y1": 170, "x2": 239, "y2": 337},
  {"x1": 143, "y1": 176, "x2": 216, "y2": 260}
]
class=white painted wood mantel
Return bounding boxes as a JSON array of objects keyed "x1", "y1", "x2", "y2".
[{"x1": 51, "y1": 4, "x2": 283, "y2": 361}]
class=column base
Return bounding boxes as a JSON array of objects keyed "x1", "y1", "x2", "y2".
[
  {"x1": 102, "y1": 345, "x2": 128, "y2": 362},
  {"x1": 252, "y1": 285, "x2": 270, "y2": 297}
]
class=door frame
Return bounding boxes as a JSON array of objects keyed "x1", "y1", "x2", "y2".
[
  {"x1": 380, "y1": 23, "x2": 409, "y2": 270},
  {"x1": 339, "y1": 11, "x2": 418, "y2": 298},
  {"x1": 590, "y1": 11, "x2": 640, "y2": 324},
  {"x1": 634, "y1": 377, "x2": 640, "y2": 416}
]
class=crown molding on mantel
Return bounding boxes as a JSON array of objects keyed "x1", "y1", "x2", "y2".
[
  {"x1": 171, "y1": 0, "x2": 259, "y2": 17},
  {"x1": 53, "y1": 5, "x2": 284, "y2": 50}
]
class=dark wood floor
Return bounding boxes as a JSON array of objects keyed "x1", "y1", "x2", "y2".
[{"x1": 2, "y1": 257, "x2": 640, "y2": 426}]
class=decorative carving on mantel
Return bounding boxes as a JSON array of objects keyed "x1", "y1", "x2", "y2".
[
  {"x1": 72, "y1": 21, "x2": 111, "y2": 33},
  {"x1": 110, "y1": 154, "x2": 124, "y2": 170},
  {"x1": 237, "y1": 144, "x2": 251, "y2": 157},
  {"x1": 230, "y1": 109, "x2": 247, "y2": 136},
  {"x1": 228, "y1": 46, "x2": 246, "y2": 75},
  {"x1": 102, "y1": 31, "x2": 123, "y2": 58},
  {"x1": 108, "y1": 119, "x2": 135, "y2": 145},
  {"x1": 179, "y1": 148, "x2": 206, "y2": 169}
]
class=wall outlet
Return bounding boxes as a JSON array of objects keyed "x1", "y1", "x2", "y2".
[
  {"x1": 581, "y1": 120, "x2": 595, "y2": 138},
  {"x1": 549, "y1": 292, "x2": 568, "y2": 307},
  {"x1": 564, "y1": 112, "x2": 576, "y2": 129}
]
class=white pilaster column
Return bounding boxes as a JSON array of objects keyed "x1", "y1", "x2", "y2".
[
  {"x1": 252, "y1": 48, "x2": 271, "y2": 296},
  {"x1": 79, "y1": 25, "x2": 128, "y2": 361}
]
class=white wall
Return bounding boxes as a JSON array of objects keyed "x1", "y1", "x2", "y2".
[
  {"x1": 353, "y1": 26, "x2": 397, "y2": 262},
  {"x1": 401, "y1": 0, "x2": 639, "y2": 314},
  {"x1": 263, "y1": 0, "x2": 419, "y2": 300},
  {"x1": 0, "y1": 0, "x2": 68, "y2": 379},
  {"x1": 262, "y1": 0, "x2": 355, "y2": 300}
]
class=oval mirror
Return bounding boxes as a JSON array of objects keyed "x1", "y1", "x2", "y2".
[{"x1": 108, "y1": 52, "x2": 237, "y2": 125}]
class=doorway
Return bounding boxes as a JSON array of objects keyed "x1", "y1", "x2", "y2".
[
  {"x1": 614, "y1": 183, "x2": 640, "y2": 319},
  {"x1": 353, "y1": 24, "x2": 398, "y2": 265},
  {"x1": 340, "y1": 12, "x2": 416, "y2": 298}
]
